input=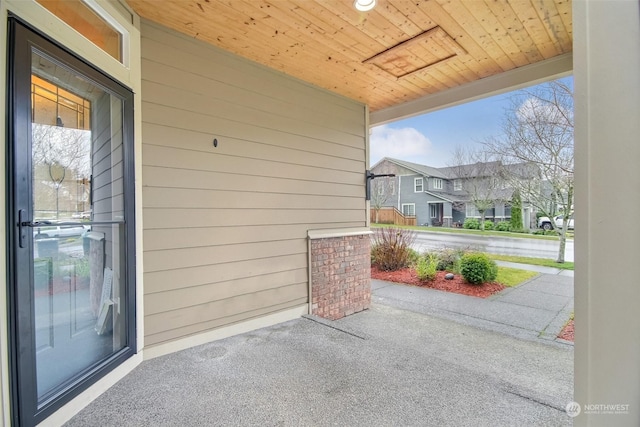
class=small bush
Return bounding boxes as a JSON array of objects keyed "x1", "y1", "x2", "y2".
[
  {"x1": 415, "y1": 254, "x2": 438, "y2": 281},
  {"x1": 532, "y1": 229, "x2": 557, "y2": 236},
  {"x1": 371, "y1": 227, "x2": 417, "y2": 271},
  {"x1": 483, "y1": 220, "x2": 494, "y2": 230},
  {"x1": 463, "y1": 218, "x2": 480, "y2": 229},
  {"x1": 460, "y1": 252, "x2": 498, "y2": 285},
  {"x1": 510, "y1": 228, "x2": 528, "y2": 234},
  {"x1": 494, "y1": 221, "x2": 511, "y2": 232},
  {"x1": 407, "y1": 248, "x2": 421, "y2": 266},
  {"x1": 435, "y1": 247, "x2": 466, "y2": 273}
]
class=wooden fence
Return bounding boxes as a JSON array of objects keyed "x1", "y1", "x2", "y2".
[{"x1": 370, "y1": 207, "x2": 416, "y2": 226}]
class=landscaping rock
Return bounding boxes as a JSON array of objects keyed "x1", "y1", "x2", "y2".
[{"x1": 445, "y1": 273, "x2": 455, "y2": 280}]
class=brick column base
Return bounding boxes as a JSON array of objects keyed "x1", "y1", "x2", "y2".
[{"x1": 309, "y1": 232, "x2": 371, "y2": 320}]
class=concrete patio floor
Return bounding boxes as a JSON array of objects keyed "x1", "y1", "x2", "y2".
[{"x1": 66, "y1": 301, "x2": 573, "y2": 426}]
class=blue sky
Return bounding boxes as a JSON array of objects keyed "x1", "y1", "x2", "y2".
[{"x1": 370, "y1": 76, "x2": 573, "y2": 168}]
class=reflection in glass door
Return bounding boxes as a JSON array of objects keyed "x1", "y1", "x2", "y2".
[{"x1": 8, "y1": 19, "x2": 136, "y2": 426}]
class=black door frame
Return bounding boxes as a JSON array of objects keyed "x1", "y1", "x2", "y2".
[{"x1": 6, "y1": 17, "x2": 137, "y2": 426}]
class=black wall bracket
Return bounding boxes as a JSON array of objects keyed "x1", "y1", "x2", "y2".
[{"x1": 365, "y1": 170, "x2": 396, "y2": 201}]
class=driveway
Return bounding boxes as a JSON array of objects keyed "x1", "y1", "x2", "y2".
[{"x1": 67, "y1": 302, "x2": 573, "y2": 426}]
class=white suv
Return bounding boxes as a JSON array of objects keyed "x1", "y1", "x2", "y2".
[
  {"x1": 34, "y1": 224, "x2": 88, "y2": 239},
  {"x1": 538, "y1": 213, "x2": 574, "y2": 231}
]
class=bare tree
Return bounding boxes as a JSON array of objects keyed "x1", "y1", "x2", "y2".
[
  {"x1": 32, "y1": 124, "x2": 91, "y2": 219},
  {"x1": 447, "y1": 147, "x2": 505, "y2": 231},
  {"x1": 370, "y1": 177, "x2": 395, "y2": 223},
  {"x1": 482, "y1": 80, "x2": 573, "y2": 263}
]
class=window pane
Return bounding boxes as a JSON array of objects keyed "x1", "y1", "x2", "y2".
[{"x1": 36, "y1": 0, "x2": 122, "y2": 62}]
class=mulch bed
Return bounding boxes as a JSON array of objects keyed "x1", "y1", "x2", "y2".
[
  {"x1": 372, "y1": 265, "x2": 575, "y2": 342},
  {"x1": 371, "y1": 266, "x2": 506, "y2": 298},
  {"x1": 558, "y1": 319, "x2": 574, "y2": 342}
]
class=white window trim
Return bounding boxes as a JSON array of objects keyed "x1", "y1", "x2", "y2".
[
  {"x1": 83, "y1": 0, "x2": 131, "y2": 66},
  {"x1": 429, "y1": 204, "x2": 438, "y2": 218},
  {"x1": 465, "y1": 204, "x2": 481, "y2": 218},
  {"x1": 454, "y1": 179, "x2": 462, "y2": 191},
  {"x1": 402, "y1": 203, "x2": 415, "y2": 216},
  {"x1": 414, "y1": 177, "x2": 423, "y2": 192},
  {"x1": 433, "y1": 178, "x2": 443, "y2": 190}
]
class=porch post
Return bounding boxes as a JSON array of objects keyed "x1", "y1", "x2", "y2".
[{"x1": 574, "y1": 0, "x2": 640, "y2": 425}]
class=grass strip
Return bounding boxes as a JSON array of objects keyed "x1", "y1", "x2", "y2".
[
  {"x1": 495, "y1": 267, "x2": 538, "y2": 287},
  {"x1": 487, "y1": 254, "x2": 574, "y2": 271}
]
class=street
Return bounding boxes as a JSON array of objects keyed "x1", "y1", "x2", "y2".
[{"x1": 411, "y1": 230, "x2": 574, "y2": 262}]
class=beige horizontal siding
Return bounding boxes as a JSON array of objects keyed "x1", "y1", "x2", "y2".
[
  {"x1": 145, "y1": 298, "x2": 307, "y2": 347},
  {"x1": 143, "y1": 223, "x2": 362, "y2": 252},
  {"x1": 142, "y1": 122, "x2": 362, "y2": 173},
  {"x1": 140, "y1": 24, "x2": 362, "y2": 119},
  {"x1": 145, "y1": 283, "x2": 306, "y2": 337},
  {"x1": 143, "y1": 187, "x2": 364, "y2": 211},
  {"x1": 143, "y1": 208, "x2": 363, "y2": 230},
  {"x1": 141, "y1": 20, "x2": 366, "y2": 349},
  {"x1": 142, "y1": 79, "x2": 363, "y2": 149},
  {"x1": 145, "y1": 253, "x2": 308, "y2": 294},
  {"x1": 146, "y1": 268, "x2": 308, "y2": 315},
  {"x1": 143, "y1": 144, "x2": 361, "y2": 185},
  {"x1": 143, "y1": 166, "x2": 364, "y2": 198},
  {"x1": 144, "y1": 239, "x2": 307, "y2": 273},
  {"x1": 142, "y1": 102, "x2": 364, "y2": 161}
]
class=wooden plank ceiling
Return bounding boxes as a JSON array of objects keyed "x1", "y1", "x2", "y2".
[{"x1": 126, "y1": 0, "x2": 572, "y2": 113}]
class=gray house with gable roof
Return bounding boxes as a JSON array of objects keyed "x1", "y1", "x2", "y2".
[{"x1": 370, "y1": 157, "x2": 521, "y2": 228}]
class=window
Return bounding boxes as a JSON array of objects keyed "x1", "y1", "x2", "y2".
[
  {"x1": 430, "y1": 204, "x2": 438, "y2": 218},
  {"x1": 36, "y1": 0, "x2": 129, "y2": 65},
  {"x1": 402, "y1": 203, "x2": 415, "y2": 216},
  {"x1": 433, "y1": 178, "x2": 443, "y2": 190},
  {"x1": 454, "y1": 179, "x2": 462, "y2": 191},
  {"x1": 466, "y1": 204, "x2": 481, "y2": 217},
  {"x1": 414, "y1": 177, "x2": 423, "y2": 192}
]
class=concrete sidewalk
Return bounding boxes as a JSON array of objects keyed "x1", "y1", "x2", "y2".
[
  {"x1": 67, "y1": 304, "x2": 573, "y2": 427},
  {"x1": 373, "y1": 271, "x2": 574, "y2": 345}
]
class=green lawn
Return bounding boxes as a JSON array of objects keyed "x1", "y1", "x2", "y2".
[
  {"x1": 496, "y1": 267, "x2": 538, "y2": 287},
  {"x1": 370, "y1": 223, "x2": 571, "y2": 241},
  {"x1": 487, "y1": 254, "x2": 574, "y2": 270}
]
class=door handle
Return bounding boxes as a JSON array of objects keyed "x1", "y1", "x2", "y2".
[
  {"x1": 17, "y1": 210, "x2": 52, "y2": 248},
  {"x1": 20, "y1": 220, "x2": 52, "y2": 227}
]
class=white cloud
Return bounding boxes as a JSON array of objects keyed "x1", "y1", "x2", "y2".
[{"x1": 370, "y1": 125, "x2": 442, "y2": 166}]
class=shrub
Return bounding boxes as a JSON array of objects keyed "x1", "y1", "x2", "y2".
[
  {"x1": 463, "y1": 218, "x2": 480, "y2": 229},
  {"x1": 483, "y1": 220, "x2": 494, "y2": 230},
  {"x1": 532, "y1": 229, "x2": 557, "y2": 236},
  {"x1": 371, "y1": 227, "x2": 417, "y2": 271},
  {"x1": 510, "y1": 189, "x2": 524, "y2": 230},
  {"x1": 407, "y1": 248, "x2": 421, "y2": 266},
  {"x1": 460, "y1": 252, "x2": 498, "y2": 285},
  {"x1": 494, "y1": 221, "x2": 511, "y2": 232},
  {"x1": 435, "y1": 247, "x2": 466, "y2": 273},
  {"x1": 415, "y1": 254, "x2": 438, "y2": 281}
]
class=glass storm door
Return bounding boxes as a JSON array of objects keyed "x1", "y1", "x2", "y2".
[{"x1": 8, "y1": 19, "x2": 136, "y2": 426}]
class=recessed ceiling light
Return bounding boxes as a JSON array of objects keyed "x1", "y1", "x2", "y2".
[{"x1": 354, "y1": 0, "x2": 376, "y2": 12}]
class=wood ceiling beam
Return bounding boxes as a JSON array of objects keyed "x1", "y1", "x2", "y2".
[{"x1": 370, "y1": 52, "x2": 573, "y2": 126}]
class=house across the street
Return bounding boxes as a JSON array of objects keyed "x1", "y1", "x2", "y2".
[{"x1": 370, "y1": 157, "x2": 535, "y2": 228}]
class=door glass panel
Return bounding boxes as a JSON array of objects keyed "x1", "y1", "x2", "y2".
[{"x1": 31, "y1": 52, "x2": 127, "y2": 401}]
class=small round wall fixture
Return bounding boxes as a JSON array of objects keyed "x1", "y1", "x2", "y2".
[{"x1": 354, "y1": 0, "x2": 376, "y2": 12}]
